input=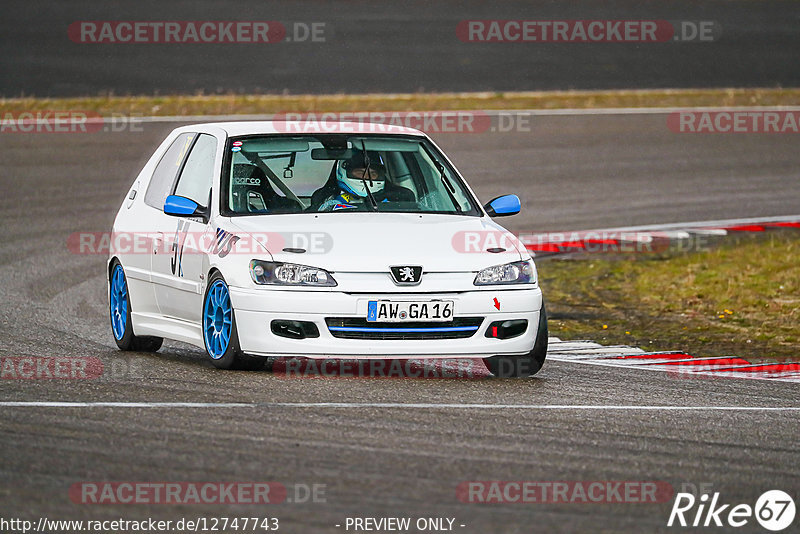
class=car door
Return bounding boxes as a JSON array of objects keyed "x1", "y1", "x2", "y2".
[
  {"x1": 151, "y1": 133, "x2": 219, "y2": 323},
  {"x1": 121, "y1": 132, "x2": 195, "y2": 316}
]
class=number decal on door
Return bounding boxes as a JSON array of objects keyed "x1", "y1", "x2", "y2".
[{"x1": 170, "y1": 220, "x2": 189, "y2": 277}]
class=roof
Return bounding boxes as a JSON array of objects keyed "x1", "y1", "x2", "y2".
[{"x1": 181, "y1": 121, "x2": 427, "y2": 137}]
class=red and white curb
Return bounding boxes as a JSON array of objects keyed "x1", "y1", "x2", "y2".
[
  {"x1": 547, "y1": 338, "x2": 800, "y2": 383},
  {"x1": 521, "y1": 214, "x2": 800, "y2": 255}
]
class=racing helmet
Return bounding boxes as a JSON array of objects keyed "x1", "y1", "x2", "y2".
[{"x1": 336, "y1": 150, "x2": 387, "y2": 197}]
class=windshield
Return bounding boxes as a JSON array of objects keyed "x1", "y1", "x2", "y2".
[{"x1": 221, "y1": 135, "x2": 481, "y2": 216}]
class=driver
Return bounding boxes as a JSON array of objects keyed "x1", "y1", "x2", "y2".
[{"x1": 313, "y1": 150, "x2": 415, "y2": 211}]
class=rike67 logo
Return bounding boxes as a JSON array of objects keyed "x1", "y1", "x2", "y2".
[{"x1": 668, "y1": 490, "x2": 796, "y2": 531}]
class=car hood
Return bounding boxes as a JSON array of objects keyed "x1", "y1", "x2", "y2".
[{"x1": 226, "y1": 213, "x2": 526, "y2": 272}]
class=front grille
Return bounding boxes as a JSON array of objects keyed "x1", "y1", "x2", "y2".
[{"x1": 325, "y1": 317, "x2": 484, "y2": 340}]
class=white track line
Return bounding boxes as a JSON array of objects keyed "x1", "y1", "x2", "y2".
[
  {"x1": 10, "y1": 106, "x2": 798, "y2": 127},
  {"x1": 119, "y1": 106, "x2": 800, "y2": 123},
  {"x1": 521, "y1": 214, "x2": 800, "y2": 235},
  {"x1": 0, "y1": 401, "x2": 799, "y2": 410}
]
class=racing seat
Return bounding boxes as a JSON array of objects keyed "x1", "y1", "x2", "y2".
[{"x1": 231, "y1": 164, "x2": 303, "y2": 213}]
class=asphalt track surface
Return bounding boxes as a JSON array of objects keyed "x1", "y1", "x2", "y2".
[
  {"x1": 2, "y1": 0, "x2": 800, "y2": 97},
  {"x1": 1, "y1": 114, "x2": 799, "y2": 532}
]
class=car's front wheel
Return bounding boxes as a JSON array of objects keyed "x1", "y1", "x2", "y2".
[
  {"x1": 483, "y1": 302, "x2": 548, "y2": 378},
  {"x1": 109, "y1": 260, "x2": 163, "y2": 352},
  {"x1": 202, "y1": 273, "x2": 265, "y2": 370}
]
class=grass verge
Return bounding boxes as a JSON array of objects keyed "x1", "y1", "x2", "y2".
[
  {"x1": 1, "y1": 88, "x2": 799, "y2": 117},
  {"x1": 540, "y1": 230, "x2": 800, "y2": 361}
]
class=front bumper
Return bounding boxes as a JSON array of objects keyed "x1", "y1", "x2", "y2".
[{"x1": 229, "y1": 285, "x2": 543, "y2": 358}]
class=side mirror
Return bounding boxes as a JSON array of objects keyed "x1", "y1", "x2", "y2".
[
  {"x1": 484, "y1": 194, "x2": 521, "y2": 217},
  {"x1": 164, "y1": 195, "x2": 202, "y2": 217}
]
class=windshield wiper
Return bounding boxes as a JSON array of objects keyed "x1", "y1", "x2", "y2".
[
  {"x1": 359, "y1": 140, "x2": 378, "y2": 211},
  {"x1": 420, "y1": 143, "x2": 462, "y2": 213}
]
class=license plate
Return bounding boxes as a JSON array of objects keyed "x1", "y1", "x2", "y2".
[{"x1": 367, "y1": 300, "x2": 454, "y2": 322}]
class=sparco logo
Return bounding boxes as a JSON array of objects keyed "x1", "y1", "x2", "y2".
[{"x1": 668, "y1": 490, "x2": 795, "y2": 531}]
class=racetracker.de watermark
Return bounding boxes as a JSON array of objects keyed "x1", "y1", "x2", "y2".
[
  {"x1": 0, "y1": 357, "x2": 102, "y2": 380},
  {"x1": 272, "y1": 358, "x2": 489, "y2": 379},
  {"x1": 668, "y1": 110, "x2": 800, "y2": 133},
  {"x1": 68, "y1": 231, "x2": 333, "y2": 256},
  {"x1": 457, "y1": 481, "x2": 674, "y2": 503},
  {"x1": 457, "y1": 20, "x2": 719, "y2": 43},
  {"x1": 274, "y1": 111, "x2": 491, "y2": 134},
  {"x1": 0, "y1": 112, "x2": 143, "y2": 134},
  {"x1": 0, "y1": 357, "x2": 145, "y2": 382},
  {"x1": 68, "y1": 21, "x2": 326, "y2": 43},
  {"x1": 69, "y1": 482, "x2": 315, "y2": 505},
  {"x1": 69, "y1": 482, "x2": 325, "y2": 505},
  {"x1": 453, "y1": 230, "x2": 715, "y2": 254}
]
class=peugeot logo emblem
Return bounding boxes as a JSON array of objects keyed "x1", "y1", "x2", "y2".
[{"x1": 390, "y1": 265, "x2": 423, "y2": 285}]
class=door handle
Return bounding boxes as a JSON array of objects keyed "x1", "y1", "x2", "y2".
[{"x1": 154, "y1": 232, "x2": 164, "y2": 254}]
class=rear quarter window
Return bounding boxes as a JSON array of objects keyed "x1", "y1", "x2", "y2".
[{"x1": 144, "y1": 133, "x2": 195, "y2": 210}]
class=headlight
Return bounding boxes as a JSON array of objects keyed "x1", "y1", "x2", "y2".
[
  {"x1": 250, "y1": 260, "x2": 337, "y2": 287},
  {"x1": 474, "y1": 260, "x2": 536, "y2": 286}
]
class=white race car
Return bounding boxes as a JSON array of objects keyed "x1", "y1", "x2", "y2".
[{"x1": 108, "y1": 122, "x2": 547, "y2": 377}]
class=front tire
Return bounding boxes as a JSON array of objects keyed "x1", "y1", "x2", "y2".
[
  {"x1": 483, "y1": 302, "x2": 548, "y2": 378},
  {"x1": 202, "y1": 273, "x2": 265, "y2": 370},
  {"x1": 109, "y1": 261, "x2": 163, "y2": 352}
]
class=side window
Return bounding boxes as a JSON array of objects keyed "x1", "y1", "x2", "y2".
[
  {"x1": 144, "y1": 133, "x2": 195, "y2": 210},
  {"x1": 174, "y1": 134, "x2": 218, "y2": 207}
]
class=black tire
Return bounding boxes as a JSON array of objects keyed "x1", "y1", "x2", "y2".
[
  {"x1": 202, "y1": 272, "x2": 265, "y2": 371},
  {"x1": 484, "y1": 302, "x2": 548, "y2": 378},
  {"x1": 109, "y1": 259, "x2": 163, "y2": 352}
]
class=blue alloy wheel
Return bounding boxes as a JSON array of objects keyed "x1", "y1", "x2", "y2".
[
  {"x1": 109, "y1": 261, "x2": 162, "y2": 352},
  {"x1": 110, "y1": 264, "x2": 128, "y2": 340},
  {"x1": 203, "y1": 279, "x2": 233, "y2": 359},
  {"x1": 201, "y1": 274, "x2": 264, "y2": 370}
]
